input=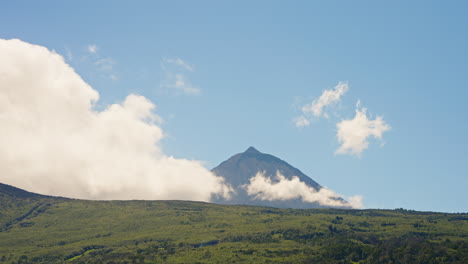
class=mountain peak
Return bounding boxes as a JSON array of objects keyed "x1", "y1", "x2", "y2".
[
  {"x1": 211, "y1": 147, "x2": 333, "y2": 209},
  {"x1": 244, "y1": 146, "x2": 260, "y2": 154}
]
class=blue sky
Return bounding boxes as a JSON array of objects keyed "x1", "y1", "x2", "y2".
[{"x1": 1, "y1": 1, "x2": 467, "y2": 212}]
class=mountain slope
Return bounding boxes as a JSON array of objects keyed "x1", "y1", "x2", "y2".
[
  {"x1": 0, "y1": 183, "x2": 57, "y2": 233},
  {"x1": 211, "y1": 147, "x2": 346, "y2": 209},
  {"x1": 0, "y1": 183, "x2": 49, "y2": 199},
  {"x1": 213, "y1": 147, "x2": 321, "y2": 190}
]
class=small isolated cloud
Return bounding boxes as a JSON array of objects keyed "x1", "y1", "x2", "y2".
[
  {"x1": 294, "y1": 82, "x2": 349, "y2": 127},
  {"x1": 161, "y1": 57, "x2": 200, "y2": 95},
  {"x1": 87, "y1": 44, "x2": 97, "y2": 53},
  {"x1": 0, "y1": 38, "x2": 231, "y2": 201},
  {"x1": 336, "y1": 100, "x2": 391, "y2": 156},
  {"x1": 244, "y1": 171, "x2": 363, "y2": 209},
  {"x1": 304, "y1": 81, "x2": 349, "y2": 117}
]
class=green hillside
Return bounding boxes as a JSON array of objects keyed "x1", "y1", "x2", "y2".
[{"x1": 0, "y1": 184, "x2": 467, "y2": 264}]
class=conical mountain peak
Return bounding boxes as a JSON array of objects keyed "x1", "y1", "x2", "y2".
[
  {"x1": 244, "y1": 146, "x2": 261, "y2": 154},
  {"x1": 211, "y1": 147, "x2": 339, "y2": 209}
]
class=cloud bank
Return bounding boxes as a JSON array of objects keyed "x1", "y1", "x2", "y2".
[
  {"x1": 295, "y1": 82, "x2": 348, "y2": 127},
  {"x1": 244, "y1": 172, "x2": 363, "y2": 209},
  {"x1": 0, "y1": 38, "x2": 231, "y2": 201},
  {"x1": 336, "y1": 101, "x2": 391, "y2": 156}
]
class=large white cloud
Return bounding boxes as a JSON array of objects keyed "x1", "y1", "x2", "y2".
[
  {"x1": 295, "y1": 82, "x2": 348, "y2": 127},
  {"x1": 336, "y1": 101, "x2": 391, "y2": 156},
  {"x1": 244, "y1": 172, "x2": 363, "y2": 209},
  {"x1": 0, "y1": 38, "x2": 231, "y2": 201}
]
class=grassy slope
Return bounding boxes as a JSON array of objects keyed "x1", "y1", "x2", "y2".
[{"x1": 0, "y1": 192, "x2": 467, "y2": 263}]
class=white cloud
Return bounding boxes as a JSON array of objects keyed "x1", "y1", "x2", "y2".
[
  {"x1": 304, "y1": 81, "x2": 349, "y2": 117},
  {"x1": 244, "y1": 172, "x2": 363, "y2": 209},
  {"x1": 0, "y1": 38, "x2": 231, "y2": 201},
  {"x1": 160, "y1": 57, "x2": 200, "y2": 95},
  {"x1": 87, "y1": 44, "x2": 97, "y2": 53},
  {"x1": 336, "y1": 100, "x2": 391, "y2": 156},
  {"x1": 295, "y1": 82, "x2": 349, "y2": 127}
]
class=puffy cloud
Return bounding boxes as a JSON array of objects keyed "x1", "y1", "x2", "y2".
[
  {"x1": 160, "y1": 57, "x2": 200, "y2": 95},
  {"x1": 0, "y1": 38, "x2": 231, "y2": 201},
  {"x1": 295, "y1": 82, "x2": 349, "y2": 127},
  {"x1": 336, "y1": 101, "x2": 391, "y2": 156},
  {"x1": 87, "y1": 44, "x2": 97, "y2": 53},
  {"x1": 244, "y1": 172, "x2": 363, "y2": 209}
]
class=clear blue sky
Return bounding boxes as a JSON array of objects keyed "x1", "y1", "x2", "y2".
[{"x1": 2, "y1": 1, "x2": 467, "y2": 212}]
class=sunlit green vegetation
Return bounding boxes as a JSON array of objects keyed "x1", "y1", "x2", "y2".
[{"x1": 0, "y1": 187, "x2": 467, "y2": 263}]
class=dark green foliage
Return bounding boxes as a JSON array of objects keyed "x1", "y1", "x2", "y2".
[
  {"x1": 0, "y1": 185, "x2": 467, "y2": 263},
  {"x1": 365, "y1": 235, "x2": 468, "y2": 264}
]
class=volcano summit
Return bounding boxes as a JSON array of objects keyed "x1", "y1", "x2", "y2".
[{"x1": 211, "y1": 147, "x2": 360, "y2": 209}]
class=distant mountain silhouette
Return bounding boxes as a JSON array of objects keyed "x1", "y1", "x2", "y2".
[{"x1": 211, "y1": 147, "x2": 348, "y2": 209}]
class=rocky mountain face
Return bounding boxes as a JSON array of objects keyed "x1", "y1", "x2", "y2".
[{"x1": 211, "y1": 147, "x2": 347, "y2": 209}]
